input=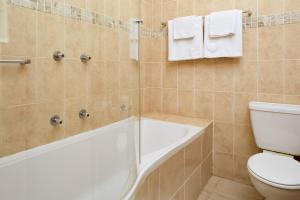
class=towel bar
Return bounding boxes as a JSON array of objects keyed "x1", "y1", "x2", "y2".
[
  {"x1": 0, "y1": 59, "x2": 31, "y2": 65},
  {"x1": 161, "y1": 10, "x2": 252, "y2": 28}
]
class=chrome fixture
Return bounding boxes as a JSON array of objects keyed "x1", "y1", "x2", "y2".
[
  {"x1": 79, "y1": 109, "x2": 90, "y2": 119},
  {"x1": 80, "y1": 54, "x2": 92, "y2": 63},
  {"x1": 0, "y1": 59, "x2": 31, "y2": 65},
  {"x1": 50, "y1": 115, "x2": 63, "y2": 126},
  {"x1": 53, "y1": 51, "x2": 65, "y2": 61}
]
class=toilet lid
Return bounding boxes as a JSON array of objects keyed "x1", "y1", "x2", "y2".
[{"x1": 248, "y1": 153, "x2": 300, "y2": 187}]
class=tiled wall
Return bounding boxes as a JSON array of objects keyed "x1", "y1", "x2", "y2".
[
  {"x1": 141, "y1": 0, "x2": 300, "y2": 185},
  {"x1": 0, "y1": 0, "x2": 141, "y2": 157},
  {"x1": 134, "y1": 124, "x2": 213, "y2": 200}
]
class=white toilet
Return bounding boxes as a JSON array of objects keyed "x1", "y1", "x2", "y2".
[{"x1": 248, "y1": 101, "x2": 300, "y2": 200}]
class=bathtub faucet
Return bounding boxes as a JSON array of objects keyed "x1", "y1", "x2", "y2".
[{"x1": 79, "y1": 109, "x2": 90, "y2": 119}]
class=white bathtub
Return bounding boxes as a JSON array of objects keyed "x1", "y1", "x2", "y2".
[{"x1": 0, "y1": 117, "x2": 204, "y2": 200}]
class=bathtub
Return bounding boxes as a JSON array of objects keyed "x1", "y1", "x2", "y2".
[{"x1": 0, "y1": 117, "x2": 205, "y2": 200}]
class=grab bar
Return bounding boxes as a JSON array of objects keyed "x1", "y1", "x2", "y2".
[{"x1": 0, "y1": 59, "x2": 31, "y2": 65}]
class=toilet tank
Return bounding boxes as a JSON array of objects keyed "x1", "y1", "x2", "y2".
[{"x1": 249, "y1": 101, "x2": 300, "y2": 156}]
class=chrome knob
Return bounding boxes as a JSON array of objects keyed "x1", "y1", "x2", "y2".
[
  {"x1": 80, "y1": 54, "x2": 92, "y2": 63},
  {"x1": 53, "y1": 51, "x2": 65, "y2": 61},
  {"x1": 50, "y1": 115, "x2": 63, "y2": 126},
  {"x1": 79, "y1": 109, "x2": 90, "y2": 119}
]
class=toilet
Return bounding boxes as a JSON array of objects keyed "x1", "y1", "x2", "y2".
[{"x1": 248, "y1": 101, "x2": 300, "y2": 200}]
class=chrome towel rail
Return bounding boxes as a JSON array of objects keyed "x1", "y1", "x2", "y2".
[{"x1": 0, "y1": 59, "x2": 31, "y2": 65}]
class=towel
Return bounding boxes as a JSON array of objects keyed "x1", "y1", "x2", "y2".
[
  {"x1": 209, "y1": 10, "x2": 239, "y2": 38},
  {"x1": 129, "y1": 19, "x2": 139, "y2": 61},
  {"x1": 0, "y1": 0, "x2": 8, "y2": 43},
  {"x1": 168, "y1": 16, "x2": 204, "y2": 61},
  {"x1": 204, "y1": 11, "x2": 243, "y2": 58},
  {"x1": 173, "y1": 16, "x2": 195, "y2": 40}
]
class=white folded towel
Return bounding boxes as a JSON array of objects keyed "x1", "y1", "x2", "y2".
[
  {"x1": 173, "y1": 16, "x2": 195, "y2": 40},
  {"x1": 204, "y1": 10, "x2": 243, "y2": 58},
  {"x1": 168, "y1": 16, "x2": 204, "y2": 61},
  {"x1": 209, "y1": 10, "x2": 240, "y2": 38},
  {"x1": 0, "y1": 0, "x2": 8, "y2": 43},
  {"x1": 129, "y1": 19, "x2": 139, "y2": 60}
]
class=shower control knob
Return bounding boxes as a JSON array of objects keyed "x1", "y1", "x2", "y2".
[
  {"x1": 53, "y1": 51, "x2": 65, "y2": 61},
  {"x1": 80, "y1": 54, "x2": 92, "y2": 63},
  {"x1": 79, "y1": 109, "x2": 90, "y2": 119},
  {"x1": 50, "y1": 115, "x2": 63, "y2": 126}
]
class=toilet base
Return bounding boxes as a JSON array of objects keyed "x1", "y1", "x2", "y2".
[{"x1": 249, "y1": 172, "x2": 300, "y2": 200}]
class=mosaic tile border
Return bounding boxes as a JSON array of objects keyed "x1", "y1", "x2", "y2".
[
  {"x1": 243, "y1": 11, "x2": 300, "y2": 28},
  {"x1": 6, "y1": 0, "x2": 163, "y2": 38},
  {"x1": 6, "y1": 0, "x2": 300, "y2": 38}
]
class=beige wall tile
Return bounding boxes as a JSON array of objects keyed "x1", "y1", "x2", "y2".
[
  {"x1": 195, "y1": 0, "x2": 213, "y2": 15},
  {"x1": 285, "y1": 0, "x2": 300, "y2": 11},
  {"x1": 235, "y1": 0, "x2": 258, "y2": 16},
  {"x1": 195, "y1": 60, "x2": 214, "y2": 92},
  {"x1": 285, "y1": 24, "x2": 300, "y2": 59},
  {"x1": 185, "y1": 136, "x2": 203, "y2": 179},
  {"x1": 162, "y1": 0, "x2": 177, "y2": 22},
  {"x1": 195, "y1": 91, "x2": 213, "y2": 119},
  {"x1": 258, "y1": 26, "x2": 284, "y2": 60},
  {"x1": 170, "y1": 187, "x2": 184, "y2": 200},
  {"x1": 202, "y1": 124, "x2": 213, "y2": 158},
  {"x1": 185, "y1": 167, "x2": 202, "y2": 200},
  {"x1": 201, "y1": 153, "x2": 213, "y2": 187},
  {"x1": 213, "y1": 153, "x2": 234, "y2": 179},
  {"x1": 65, "y1": 97, "x2": 88, "y2": 136},
  {"x1": 37, "y1": 12, "x2": 64, "y2": 58},
  {"x1": 214, "y1": 92, "x2": 234, "y2": 123},
  {"x1": 178, "y1": 61, "x2": 195, "y2": 90},
  {"x1": 163, "y1": 89, "x2": 178, "y2": 114},
  {"x1": 258, "y1": 0, "x2": 284, "y2": 15},
  {"x1": 163, "y1": 62, "x2": 178, "y2": 88},
  {"x1": 178, "y1": 0, "x2": 194, "y2": 16},
  {"x1": 235, "y1": 61, "x2": 258, "y2": 93},
  {"x1": 234, "y1": 155, "x2": 252, "y2": 185},
  {"x1": 242, "y1": 28, "x2": 258, "y2": 60},
  {"x1": 258, "y1": 60, "x2": 284, "y2": 94},
  {"x1": 234, "y1": 125, "x2": 259, "y2": 156},
  {"x1": 148, "y1": 169, "x2": 159, "y2": 200},
  {"x1": 1, "y1": 6, "x2": 36, "y2": 56},
  {"x1": 159, "y1": 150, "x2": 185, "y2": 200},
  {"x1": 214, "y1": 122, "x2": 234, "y2": 154},
  {"x1": 285, "y1": 60, "x2": 300, "y2": 95},
  {"x1": 65, "y1": 19, "x2": 86, "y2": 59},
  {"x1": 178, "y1": 90, "x2": 195, "y2": 116},
  {"x1": 0, "y1": 105, "x2": 36, "y2": 156},
  {"x1": 234, "y1": 93, "x2": 257, "y2": 125},
  {"x1": 86, "y1": 0, "x2": 104, "y2": 13},
  {"x1": 0, "y1": 58, "x2": 36, "y2": 107},
  {"x1": 214, "y1": 59, "x2": 237, "y2": 92},
  {"x1": 36, "y1": 58, "x2": 64, "y2": 101},
  {"x1": 27, "y1": 101, "x2": 65, "y2": 149},
  {"x1": 65, "y1": 60, "x2": 88, "y2": 99},
  {"x1": 212, "y1": 0, "x2": 235, "y2": 11}
]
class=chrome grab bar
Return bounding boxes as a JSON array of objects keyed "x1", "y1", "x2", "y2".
[{"x1": 0, "y1": 59, "x2": 31, "y2": 65}]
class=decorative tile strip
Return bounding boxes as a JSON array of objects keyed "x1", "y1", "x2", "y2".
[
  {"x1": 6, "y1": 0, "x2": 300, "y2": 38},
  {"x1": 6, "y1": 0, "x2": 162, "y2": 38}
]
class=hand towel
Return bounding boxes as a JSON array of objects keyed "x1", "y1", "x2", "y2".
[
  {"x1": 208, "y1": 10, "x2": 240, "y2": 38},
  {"x1": 0, "y1": 0, "x2": 8, "y2": 43},
  {"x1": 204, "y1": 11, "x2": 243, "y2": 58},
  {"x1": 173, "y1": 16, "x2": 195, "y2": 40},
  {"x1": 168, "y1": 16, "x2": 204, "y2": 61},
  {"x1": 130, "y1": 19, "x2": 139, "y2": 61}
]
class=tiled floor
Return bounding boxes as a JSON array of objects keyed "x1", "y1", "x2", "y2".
[{"x1": 198, "y1": 176, "x2": 264, "y2": 200}]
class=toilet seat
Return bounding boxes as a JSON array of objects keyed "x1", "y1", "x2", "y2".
[{"x1": 247, "y1": 152, "x2": 300, "y2": 190}]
